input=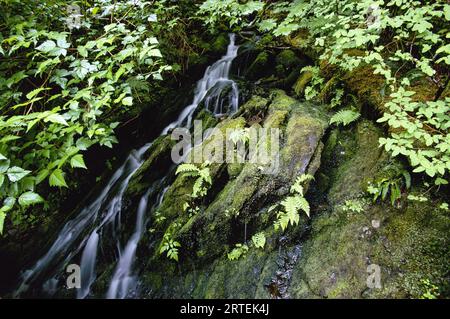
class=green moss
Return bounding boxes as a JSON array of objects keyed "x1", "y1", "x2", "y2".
[
  {"x1": 263, "y1": 110, "x2": 288, "y2": 129},
  {"x1": 227, "y1": 163, "x2": 244, "y2": 178},
  {"x1": 293, "y1": 71, "x2": 313, "y2": 97},
  {"x1": 343, "y1": 65, "x2": 386, "y2": 110},
  {"x1": 327, "y1": 121, "x2": 385, "y2": 205},
  {"x1": 237, "y1": 95, "x2": 269, "y2": 119},
  {"x1": 317, "y1": 76, "x2": 338, "y2": 102},
  {"x1": 268, "y1": 90, "x2": 298, "y2": 112},
  {"x1": 211, "y1": 33, "x2": 229, "y2": 54}
]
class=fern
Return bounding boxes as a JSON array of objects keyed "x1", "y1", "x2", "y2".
[
  {"x1": 175, "y1": 163, "x2": 199, "y2": 175},
  {"x1": 274, "y1": 174, "x2": 312, "y2": 231},
  {"x1": 227, "y1": 243, "x2": 249, "y2": 261},
  {"x1": 176, "y1": 162, "x2": 212, "y2": 199},
  {"x1": 159, "y1": 233, "x2": 181, "y2": 262},
  {"x1": 330, "y1": 109, "x2": 361, "y2": 126},
  {"x1": 228, "y1": 128, "x2": 250, "y2": 145},
  {"x1": 251, "y1": 232, "x2": 266, "y2": 249}
]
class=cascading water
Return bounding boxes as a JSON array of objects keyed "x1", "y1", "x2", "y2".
[
  {"x1": 162, "y1": 33, "x2": 239, "y2": 134},
  {"x1": 14, "y1": 34, "x2": 240, "y2": 299},
  {"x1": 14, "y1": 144, "x2": 151, "y2": 297}
]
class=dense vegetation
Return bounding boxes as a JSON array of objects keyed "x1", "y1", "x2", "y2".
[
  {"x1": 0, "y1": 0, "x2": 449, "y2": 300},
  {"x1": 0, "y1": 0, "x2": 203, "y2": 234}
]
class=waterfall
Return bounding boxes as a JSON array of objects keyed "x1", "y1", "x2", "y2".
[
  {"x1": 14, "y1": 34, "x2": 240, "y2": 299},
  {"x1": 14, "y1": 144, "x2": 151, "y2": 297},
  {"x1": 106, "y1": 189, "x2": 149, "y2": 299},
  {"x1": 161, "y1": 33, "x2": 239, "y2": 134}
]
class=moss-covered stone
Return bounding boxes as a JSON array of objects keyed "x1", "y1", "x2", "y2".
[
  {"x1": 288, "y1": 199, "x2": 450, "y2": 298},
  {"x1": 293, "y1": 71, "x2": 313, "y2": 97},
  {"x1": 125, "y1": 135, "x2": 176, "y2": 198}
]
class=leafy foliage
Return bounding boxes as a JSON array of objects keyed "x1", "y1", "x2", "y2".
[
  {"x1": 330, "y1": 109, "x2": 361, "y2": 126},
  {"x1": 159, "y1": 232, "x2": 181, "y2": 262},
  {"x1": 378, "y1": 89, "x2": 450, "y2": 182},
  {"x1": 199, "y1": 0, "x2": 264, "y2": 29},
  {"x1": 274, "y1": 174, "x2": 312, "y2": 231},
  {"x1": 0, "y1": 0, "x2": 174, "y2": 233},
  {"x1": 251, "y1": 232, "x2": 266, "y2": 249},
  {"x1": 176, "y1": 162, "x2": 212, "y2": 199},
  {"x1": 200, "y1": 0, "x2": 450, "y2": 187},
  {"x1": 367, "y1": 170, "x2": 411, "y2": 206},
  {"x1": 341, "y1": 199, "x2": 365, "y2": 213},
  {"x1": 227, "y1": 243, "x2": 249, "y2": 261}
]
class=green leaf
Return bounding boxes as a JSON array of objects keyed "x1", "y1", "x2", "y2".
[
  {"x1": 70, "y1": 154, "x2": 87, "y2": 169},
  {"x1": 6, "y1": 166, "x2": 31, "y2": 182},
  {"x1": 18, "y1": 191, "x2": 44, "y2": 207},
  {"x1": 45, "y1": 113, "x2": 68, "y2": 126},
  {"x1": 122, "y1": 96, "x2": 133, "y2": 106},
  {"x1": 0, "y1": 212, "x2": 5, "y2": 235},
  {"x1": 0, "y1": 157, "x2": 10, "y2": 174},
  {"x1": 252, "y1": 232, "x2": 266, "y2": 249},
  {"x1": 77, "y1": 46, "x2": 88, "y2": 57},
  {"x1": 26, "y1": 87, "x2": 50, "y2": 100},
  {"x1": 330, "y1": 109, "x2": 361, "y2": 126},
  {"x1": 444, "y1": 5, "x2": 450, "y2": 21},
  {"x1": 49, "y1": 169, "x2": 68, "y2": 187},
  {"x1": 36, "y1": 40, "x2": 56, "y2": 53}
]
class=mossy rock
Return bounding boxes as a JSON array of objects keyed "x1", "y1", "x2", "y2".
[
  {"x1": 125, "y1": 135, "x2": 176, "y2": 198},
  {"x1": 293, "y1": 71, "x2": 313, "y2": 97},
  {"x1": 327, "y1": 120, "x2": 386, "y2": 205},
  {"x1": 288, "y1": 199, "x2": 450, "y2": 298}
]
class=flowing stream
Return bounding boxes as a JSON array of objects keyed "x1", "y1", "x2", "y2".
[{"x1": 14, "y1": 34, "x2": 239, "y2": 299}]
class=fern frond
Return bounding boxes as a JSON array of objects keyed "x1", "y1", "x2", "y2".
[
  {"x1": 192, "y1": 178, "x2": 204, "y2": 198},
  {"x1": 297, "y1": 196, "x2": 310, "y2": 217},
  {"x1": 176, "y1": 163, "x2": 199, "y2": 175},
  {"x1": 330, "y1": 109, "x2": 360, "y2": 126},
  {"x1": 282, "y1": 196, "x2": 300, "y2": 226}
]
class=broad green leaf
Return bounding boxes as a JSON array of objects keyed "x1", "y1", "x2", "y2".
[
  {"x1": 0, "y1": 212, "x2": 5, "y2": 235},
  {"x1": 49, "y1": 169, "x2": 68, "y2": 187},
  {"x1": 18, "y1": 191, "x2": 44, "y2": 207},
  {"x1": 77, "y1": 46, "x2": 88, "y2": 57},
  {"x1": 6, "y1": 166, "x2": 31, "y2": 182},
  {"x1": 70, "y1": 154, "x2": 87, "y2": 169},
  {"x1": 26, "y1": 87, "x2": 50, "y2": 100},
  {"x1": 122, "y1": 96, "x2": 133, "y2": 106},
  {"x1": 36, "y1": 40, "x2": 56, "y2": 53},
  {"x1": 45, "y1": 113, "x2": 68, "y2": 126},
  {"x1": 0, "y1": 157, "x2": 10, "y2": 174}
]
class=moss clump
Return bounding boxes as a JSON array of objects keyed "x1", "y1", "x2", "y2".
[
  {"x1": 327, "y1": 121, "x2": 385, "y2": 205},
  {"x1": 268, "y1": 89, "x2": 298, "y2": 112},
  {"x1": 263, "y1": 110, "x2": 289, "y2": 129},
  {"x1": 211, "y1": 33, "x2": 229, "y2": 54},
  {"x1": 237, "y1": 95, "x2": 269, "y2": 119},
  {"x1": 227, "y1": 163, "x2": 244, "y2": 178},
  {"x1": 293, "y1": 71, "x2": 313, "y2": 97},
  {"x1": 343, "y1": 65, "x2": 386, "y2": 111}
]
